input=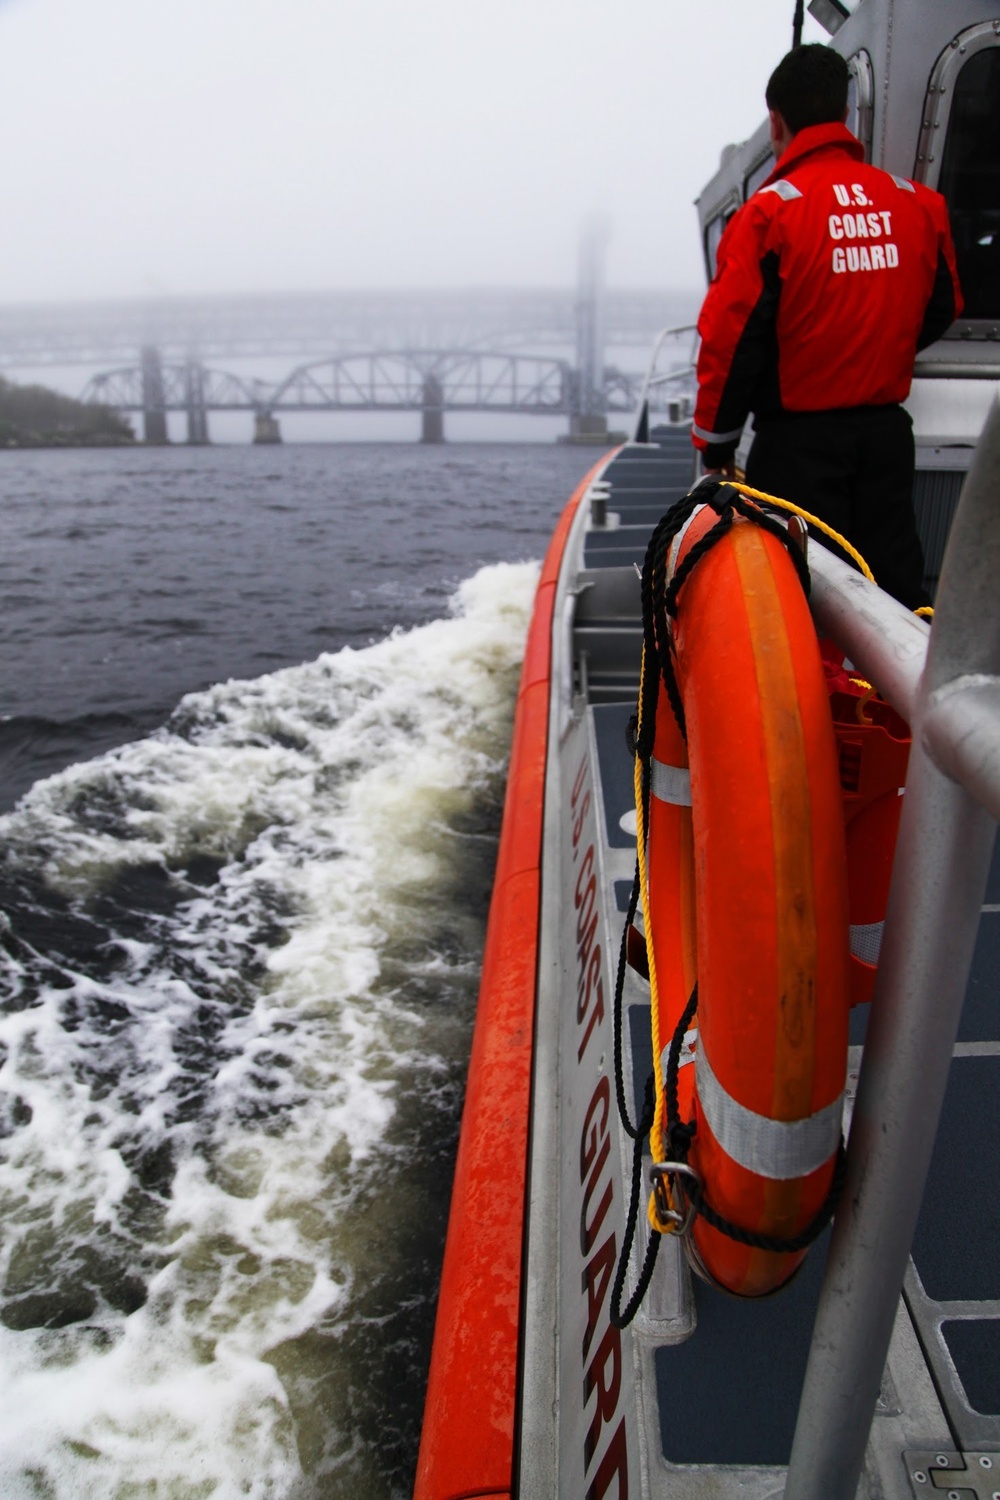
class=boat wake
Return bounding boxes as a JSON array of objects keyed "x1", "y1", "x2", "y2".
[
  {"x1": 0, "y1": 710, "x2": 157, "y2": 815},
  {"x1": 0, "y1": 559, "x2": 539, "y2": 1498}
]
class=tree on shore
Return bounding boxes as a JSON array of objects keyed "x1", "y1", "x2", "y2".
[{"x1": 0, "y1": 375, "x2": 133, "y2": 446}]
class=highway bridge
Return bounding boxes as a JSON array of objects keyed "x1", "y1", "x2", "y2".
[
  {"x1": 0, "y1": 288, "x2": 697, "y2": 368},
  {"x1": 0, "y1": 280, "x2": 699, "y2": 441}
]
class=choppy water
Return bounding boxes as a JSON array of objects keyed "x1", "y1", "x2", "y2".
[{"x1": 0, "y1": 442, "x2": 597, "y2": 1498}]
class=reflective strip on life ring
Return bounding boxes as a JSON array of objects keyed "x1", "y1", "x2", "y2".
[
  {"x1": 650, "y1": 758, "x2": 692, "y2": 807},
  {"x1": 695, "y1": 1045, "x2": 843, "y2": 1182},
  {"x1": 649, "y1": 502, "x2": 850, "y2": 1297}
]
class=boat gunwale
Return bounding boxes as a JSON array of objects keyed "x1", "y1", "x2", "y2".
[{"x1": 414, "y1": 451, "x2": 618, "y2": 1500}]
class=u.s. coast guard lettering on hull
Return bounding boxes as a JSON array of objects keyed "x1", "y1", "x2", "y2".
[
  {"x1": 568, "y1": 755, "x2": 629, "y2": 1499},
  {"x1": 572, "y1": 762, "x2": 605, "y2": 1066}
]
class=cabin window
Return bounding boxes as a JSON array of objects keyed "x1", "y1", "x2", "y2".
[
  {"x1": 806, "y1": 0, "x2": 862, "y2": 35},
  {"x1": 845, "y1": 50, "x2": 874, "y2": 160},
  {"x1": 705, "y1": 213, "x2": 732, "y2": 278},
  {"x1": 744, "y1": 155, "x2": 772, "y2": 201},
  {"x1": 936, "y1": 46, "x2": 1000, "y2": 320}
]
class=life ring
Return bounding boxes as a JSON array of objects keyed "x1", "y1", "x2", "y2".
[
  {"x1": 828, "y1": 679, "x2": 911, "y2": 1006},
  {"x1": 642, "y1": 655, "x2": 697, "y2": 1128},
  {"x1": 642, "y1": 499, "x2": 850, "y2": 1297}
]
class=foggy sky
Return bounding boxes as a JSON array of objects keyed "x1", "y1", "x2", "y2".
[{"x1": 0, "y1": 0, "x2": 825, "y2": 303}]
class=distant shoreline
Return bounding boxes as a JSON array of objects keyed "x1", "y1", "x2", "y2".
[
  {"x1": 1, "y1": 432, "x2": 135, "y2": 449},
  {"x1": 0, "y1": 373, "x2": 133, "y2": 448}
]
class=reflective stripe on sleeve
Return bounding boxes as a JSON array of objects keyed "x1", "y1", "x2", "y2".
[
  {"x1": 692, "y1": 421, "x2": 745, "y2": 445},
  {"x1": 759, "y1": 179, "x2": 803, "y2": 201},
  {"x1": 650, "y1": 757, "x2": 692, "y2": 806},
  {"x1": 695, "y1": 1044, "x2": 843, "y2": 1181},
  {"x1": 891, "y1": 174, "x2": 916, "y2": 193}
]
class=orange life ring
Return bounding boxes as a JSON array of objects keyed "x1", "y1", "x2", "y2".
[
  {"x1": 828, "y1": 683, "x2": 911, "y2": 1006},
  {"x1": 644, "y1": 501, "x2": 851, "y2": 1297},
  {"x1": 643, "y1": 660, "x2": 697, "y2": 1128}
]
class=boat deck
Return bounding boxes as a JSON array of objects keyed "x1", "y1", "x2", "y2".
[{"x1": 577, "y1": 429, "x2": 1000, "y2": 1490}]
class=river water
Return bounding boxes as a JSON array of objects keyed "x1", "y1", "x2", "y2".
[{"x1": 0, "y1": 441, "x2": 599, "y2": 1498}]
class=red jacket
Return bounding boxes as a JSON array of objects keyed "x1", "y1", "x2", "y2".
[{"x1": 693, "y1": 123, "x2": 962, "y2": 466}]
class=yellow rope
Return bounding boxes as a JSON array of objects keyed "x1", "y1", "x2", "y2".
[
  {"x1": 724, "y1": 480, "x2": 933, "y2": 622},
  {"x1": 635, "y1": 644, "x2": 692, "y2": 1237},
  {"x1": 719, "y1": 480, "x2": 877, "y2": 584},
  {"x1": 634, "y1": 644, "x2": 667, "y2": 1169}
]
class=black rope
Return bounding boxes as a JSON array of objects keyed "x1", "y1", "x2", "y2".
[
  {"x1": 642, "y1": 480, "x2": 811, "y2": 746},
  {"x1": 612, "y1": 861, "x2": 643, "y2": 1140},
  {"x1": 640, "y1": 503, "x2": 691, "y2": 743},
  {"x1": 691, "y1": 1144, "x2": 847, "y2": 1255},
  {"x1": 664, "y1": 984, "x2": 699, "y2": 1164},
  {"x1": 610, "y1": 1074, "x2": 660, "y2": 1329},
  {"x1": 661, "y1": 990, "x2": 845, "y2": 1255}
]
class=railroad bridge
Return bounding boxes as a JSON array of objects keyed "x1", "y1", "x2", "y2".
[
  {"x1": 81, "y1": 348, "x2": 655, "y2": 444},
  {"x1": 0, "y1": 259, "x2": 698, "y2": 441}
]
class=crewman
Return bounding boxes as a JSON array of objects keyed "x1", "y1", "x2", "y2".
[{"x1": 692, "y1": 44, "x2": 962, "y2": 607}]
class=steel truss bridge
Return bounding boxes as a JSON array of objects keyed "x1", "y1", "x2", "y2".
[
  {"x1": 0, "y1": 288, "x2": 697, "y2": 368},
  {"x1": 81, "y1": 348, "x2": 664, "y2": 443}
]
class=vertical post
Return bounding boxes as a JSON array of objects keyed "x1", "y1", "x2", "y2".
[
  {"x1": 140, "y1": 345, "x2": 169, "y2": 445},
  {"x1": 784, "y1": 400, "x2": 1000, "y2": 1499},
  {"x1": 253, "y1": 410, "x2": 282, "y2": 444},
  {"x1": 792, "y1": 0, "x2": 805, "y2": 47},
  {"x1": 421, "y1": 373, "x2": 444, "y2": 444},
  {"x1": 184, "y1": 359, "x2": 209, "y2": 445},
  {"x1": 570, "y1": 218, "x2": 610, "y2": 442}
]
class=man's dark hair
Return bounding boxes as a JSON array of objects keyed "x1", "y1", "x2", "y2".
[{"x1": 765, "y1": 44, "x2": 849, "y2": 133}]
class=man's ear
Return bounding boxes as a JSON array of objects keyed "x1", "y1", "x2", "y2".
[{"x1": 769, "y1": 108, "x2": 792, "y2": 157}]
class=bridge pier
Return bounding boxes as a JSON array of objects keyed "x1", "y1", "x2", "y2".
[
  {"x1": 421, "y1": 374, "x2": 444, "y2": 443},
  {"x1": 572, "y1": 219, "x2": 610, "y2": 443},
  {"x1": 566, "y1": 412, "x2": 610, "y2": 444},
  {"x1": 140, "y1": 345, "x2": 169, "y2": 445},
  {"x1": 184, "y1": 360, "x2": 209, "y2": 445},
  {"x1": 86, "y1": 345, "x2": 632, "y2": 443},
  {"x1": 253, "y1": 410, "x2": 282, "y2": 444}
]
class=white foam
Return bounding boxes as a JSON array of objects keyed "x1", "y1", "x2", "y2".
[{"x1": 0, "y1": 559, "x2": 540, "y2": 1494}]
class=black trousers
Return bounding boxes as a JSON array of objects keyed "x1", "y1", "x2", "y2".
[{"x1": 745, "y1": 404, "x2": 929, "y2": 609}]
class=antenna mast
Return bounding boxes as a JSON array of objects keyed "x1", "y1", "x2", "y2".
[{"x1": 792, "y1": 0, "x2": 805, "y2": 46}]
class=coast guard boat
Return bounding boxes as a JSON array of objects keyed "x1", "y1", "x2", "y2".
[{"x1": 416, "y1": 2, "x2": 1000, "y2": 1495}]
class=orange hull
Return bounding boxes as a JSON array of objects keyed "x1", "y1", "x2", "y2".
[{"x1": 414, "y1": 457, "x2": 612, "y2": 1500}]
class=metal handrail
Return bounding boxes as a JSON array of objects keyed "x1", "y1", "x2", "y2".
[
  {"x1": 630, "y1": 324, "x2": 697, "y2": 442},
  {"x1": 647, "y1": 364, "x2": 696, "y2": 390},
  {"x1": 785, "y1": 396, "x2": 1000, "y2": 1499},
  {"x1": 913, "y1": 360, "x2": 1000, "y2": 380}
]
